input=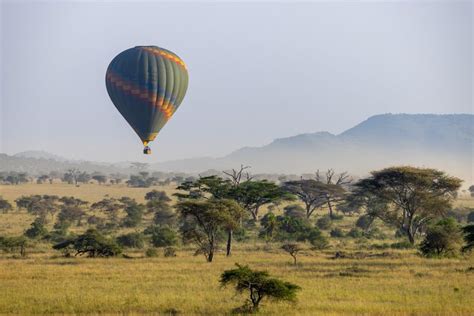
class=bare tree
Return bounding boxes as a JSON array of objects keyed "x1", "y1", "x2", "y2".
[
  {"x1": 223, "y1": 165, "x2": 253, "y2": 186},
  {"x1": 315, "y1": 169, "x2": 352, "y2": 217}
]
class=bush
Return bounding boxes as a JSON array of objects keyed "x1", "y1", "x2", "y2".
[
  {"x1": 283, "y1": 205, "x2": 306, "y2": 219},
  {"x1": 116, "y1": 232, "x2": 145, "y2": 249},
  {"x1": 330, "y1": 213, "x2": 344, "y2": 221},
  {"x1": 24, "y1": 219, "x2": 48, "y2": 239},
  {"x1": 149, "y1": 226, "x2": 178, "y2": 247},
  {"x1": 306, "y1": 228, "x2": 329, "y2": 250},
  {"x1": 467, "y1": 211, "x2": 474, "y2": 223},
  {"x1": 145, "y1": 247, "x2": 159, "y2": 257},
  {"x1": 330, "y1": 228, "x2": 345, "y2": 238},
  {"x1": 420, "y1": 218, "x2": 463, "y2": 257},
  {"x1": 316, "y1": 216, "x2": 332, "y2": 230},
  {"x1": 356, "y1": 214, "x2": 374, "y2": 231},
  {"x1": 164, "y1": 246, "x2": 177, "y2": 257},
  {"x1": 347, "y1": 228, "x2": 364, "y2": 238},
  {"x1": 462, "y1": 224, "x2": 474, "y2": 252}
]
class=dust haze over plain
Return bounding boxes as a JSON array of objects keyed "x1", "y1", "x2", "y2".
[{"x1": 1, "y1": 1, "x2": 472, "y2": 164}]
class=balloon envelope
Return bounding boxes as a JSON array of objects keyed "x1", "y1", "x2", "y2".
[{"x1": 106, "y1": 46, "x2": 188, "y2": 146}]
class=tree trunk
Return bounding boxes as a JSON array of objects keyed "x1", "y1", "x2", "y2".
[
  {"x1": 207, "y1": 248, "x2": 214, "y2": 262},
  {"x1": 327, "y1": 199, "x2": 333, "y2": 217},
  {"x1": 226, "y1": 229, "x2": 233, "y2": 256},
  {"x1": 251, "y1": 210, "x2": 258, "y2": 221}
]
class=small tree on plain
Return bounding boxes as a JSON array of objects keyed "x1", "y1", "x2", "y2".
[
  {"x1": 281, "y1": 243, "x2": 303, "y2": 265},
  {"x1": 220, "y1": 264, "x2": 300, "y2": 313}
]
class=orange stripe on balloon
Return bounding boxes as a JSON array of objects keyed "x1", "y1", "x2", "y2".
[
  {"x1": 106, "y1": 72, "x2": 173, "y2": 120},
  {"x1": 141, "y1": 47, "x2": 187, "y2": 70}
]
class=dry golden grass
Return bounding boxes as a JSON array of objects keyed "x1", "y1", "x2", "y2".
[
  {"x1": 0, "y1": 183, "x2": 178, "y2": 204},
  {"x1": 0, "y1": 248, "x2": 473, "y2": 315},
  {"x1": 0, "y1": 183, "x2": 473, "y2": 315}
]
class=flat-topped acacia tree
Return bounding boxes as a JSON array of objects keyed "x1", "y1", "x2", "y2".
[
  {"x1": 351, "y1": 166, "x2": 462, "y2": 244},
  {"x1": 220, "y1": 264, "x2": 300, "y2": 313}
]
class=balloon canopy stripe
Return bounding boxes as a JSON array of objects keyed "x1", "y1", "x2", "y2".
[
  {"x1": 141, "y1": 47, "x2": 187, "y2": 71},
  {"x1": 106, "y1": 71, "x2": 174, "y2": 120}
]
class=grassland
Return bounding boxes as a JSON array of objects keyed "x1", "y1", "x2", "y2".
[{"x1": 0, "y1": 183, "x2": 473, "y2": 315}]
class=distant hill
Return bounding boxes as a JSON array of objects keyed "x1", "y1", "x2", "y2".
[
  {"x1": 13, "y1": 150, "x2": 70, "y2": 162},
  {"x1": 1, "y1": 114, "x2": 472, "y2": 182},
  {"x1": 152, "y1": 114, "x2": 473, "y2": 181},
  {"x1": 0, "y1": 153, "x2": 130, "y2": 175}
]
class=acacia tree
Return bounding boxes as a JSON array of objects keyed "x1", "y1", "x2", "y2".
[
  {"x1": 176, "y1": 198, "x2": 243, "y2": 262},
  {"x1": 352, "y1": 166, "x2": 462, "y2": 244},
  {"x1": 233, "y1": 180, "x2": 291, "y2": 221},
  {"x1": 91, "y1": 197, "x2": 123, "y2": 223},
  {"x1": 63, "y1": 169, "x2": 80, "y2": 185},
  {"x1": 282, "y1": 180, "x2": 327, "y2": 219},
  {"x1": 281, "y1": 243, "x2": 303, "y2": 265},
  {"x1": 175, "y1": 176, "x2": 238, "y2": 255},
  {"x1": 220, "y1": 264, "x2": 300, "y2": 313},
  {"x1": 315, "y1": 169, "x2": 351, "y2": 217}
]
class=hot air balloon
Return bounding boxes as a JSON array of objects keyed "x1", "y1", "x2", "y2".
[{"x1": 105, "y1": 46, "x2": 189, "y2": 154}]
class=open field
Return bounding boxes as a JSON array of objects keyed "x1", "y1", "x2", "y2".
[
  {"x1": 0, "y1": 248, "x2": 473, "y2": 315},
  {"x1": 0, "y1": 183, "x2": 473, "y2": 315}
]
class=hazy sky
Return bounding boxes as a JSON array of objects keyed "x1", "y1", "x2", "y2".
[{"x1": 1, "y1": 0, "x2": 472, "y2": 162}]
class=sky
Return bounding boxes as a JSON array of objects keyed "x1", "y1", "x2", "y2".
[{"x1": 1, "y1": 0, "x2": 472, "y2": 163}]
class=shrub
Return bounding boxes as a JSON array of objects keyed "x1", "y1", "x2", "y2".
[
  {"x1": 347, "y1": 228, "x2": 364, "y2": 239},
  {"x1": 420, "y1": 218, "x2": 463, "y2": 257},
  {"x1": 330, "y1": 213, "x2": 344, "y2": 221},
  {"x1": 116, "y1": 232, "x2": 145, "y2": 249},
  {"x1": 467, "y1": 211, "x2": 474, "y2": 223},
  {"x1": 356, "y1": 214, "x2": 374, "y2": 231},
  {"x1": 316, "y1": 216, "x2": 332, "y2": 230},
  {"x1": 462, "y1": 224, "x2": 474, "y2": 252},
  {"x1": 164, "y1": 246, "x2": 177, "y2": 257},
  {"x1": 220, "y1": 263, "x2": 301, "y2": 312},
  {"x1": 306, "y1": 228, "x2": 329, "y2": 250},
  {"x1": 148, "y1": 226, "x2": 178, "y2": 247},
  {"x1": 283, "y1": 204, "x2": 306, "y2": 219},
  {"x1": 24, "y1": 219, "x2": 48, "y2": 239},
  {"x1": 330, "y1": 228, "x2": 345, "y2": 238},
  {"x1": 145, "y1": 247, "x2": 159, "y2": 257},
  {"x1": 0, "y1": 236, "x2": 28, "y2": 257}
]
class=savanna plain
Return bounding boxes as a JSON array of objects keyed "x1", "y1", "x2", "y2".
[{"x1": 1, "y1": 183, "x2": 473, "y2": 315}]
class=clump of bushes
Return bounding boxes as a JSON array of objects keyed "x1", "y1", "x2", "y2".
[
  {"x1": 145, "y1": 248, "x2": 159, "y2": 257},
  {"x1": 316, "y1": 216, "x2": 332, "y2": 230},
  {"x1": 420, "y1": 218, "x2": 463, "y2": 258},
  {"x1": 330, "y1": 228, "x2": 345, "y2": 238},
  {"x1": 164, "y1": 247, "x2": 177, "y2": 257}
]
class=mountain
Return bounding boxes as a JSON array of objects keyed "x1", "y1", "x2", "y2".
[
  {"x1": 0, "y1": 153, "x2": 130, "y2": 175},
  {"x1": 13, "y1": 150, "x2": 70, "y2": 162},
  {"x1": 2, "y1": 114, "x2": 472, "y2": 182},
  {"x1": 153, "y1": 114, "x2": 473, "y2": 181}
]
